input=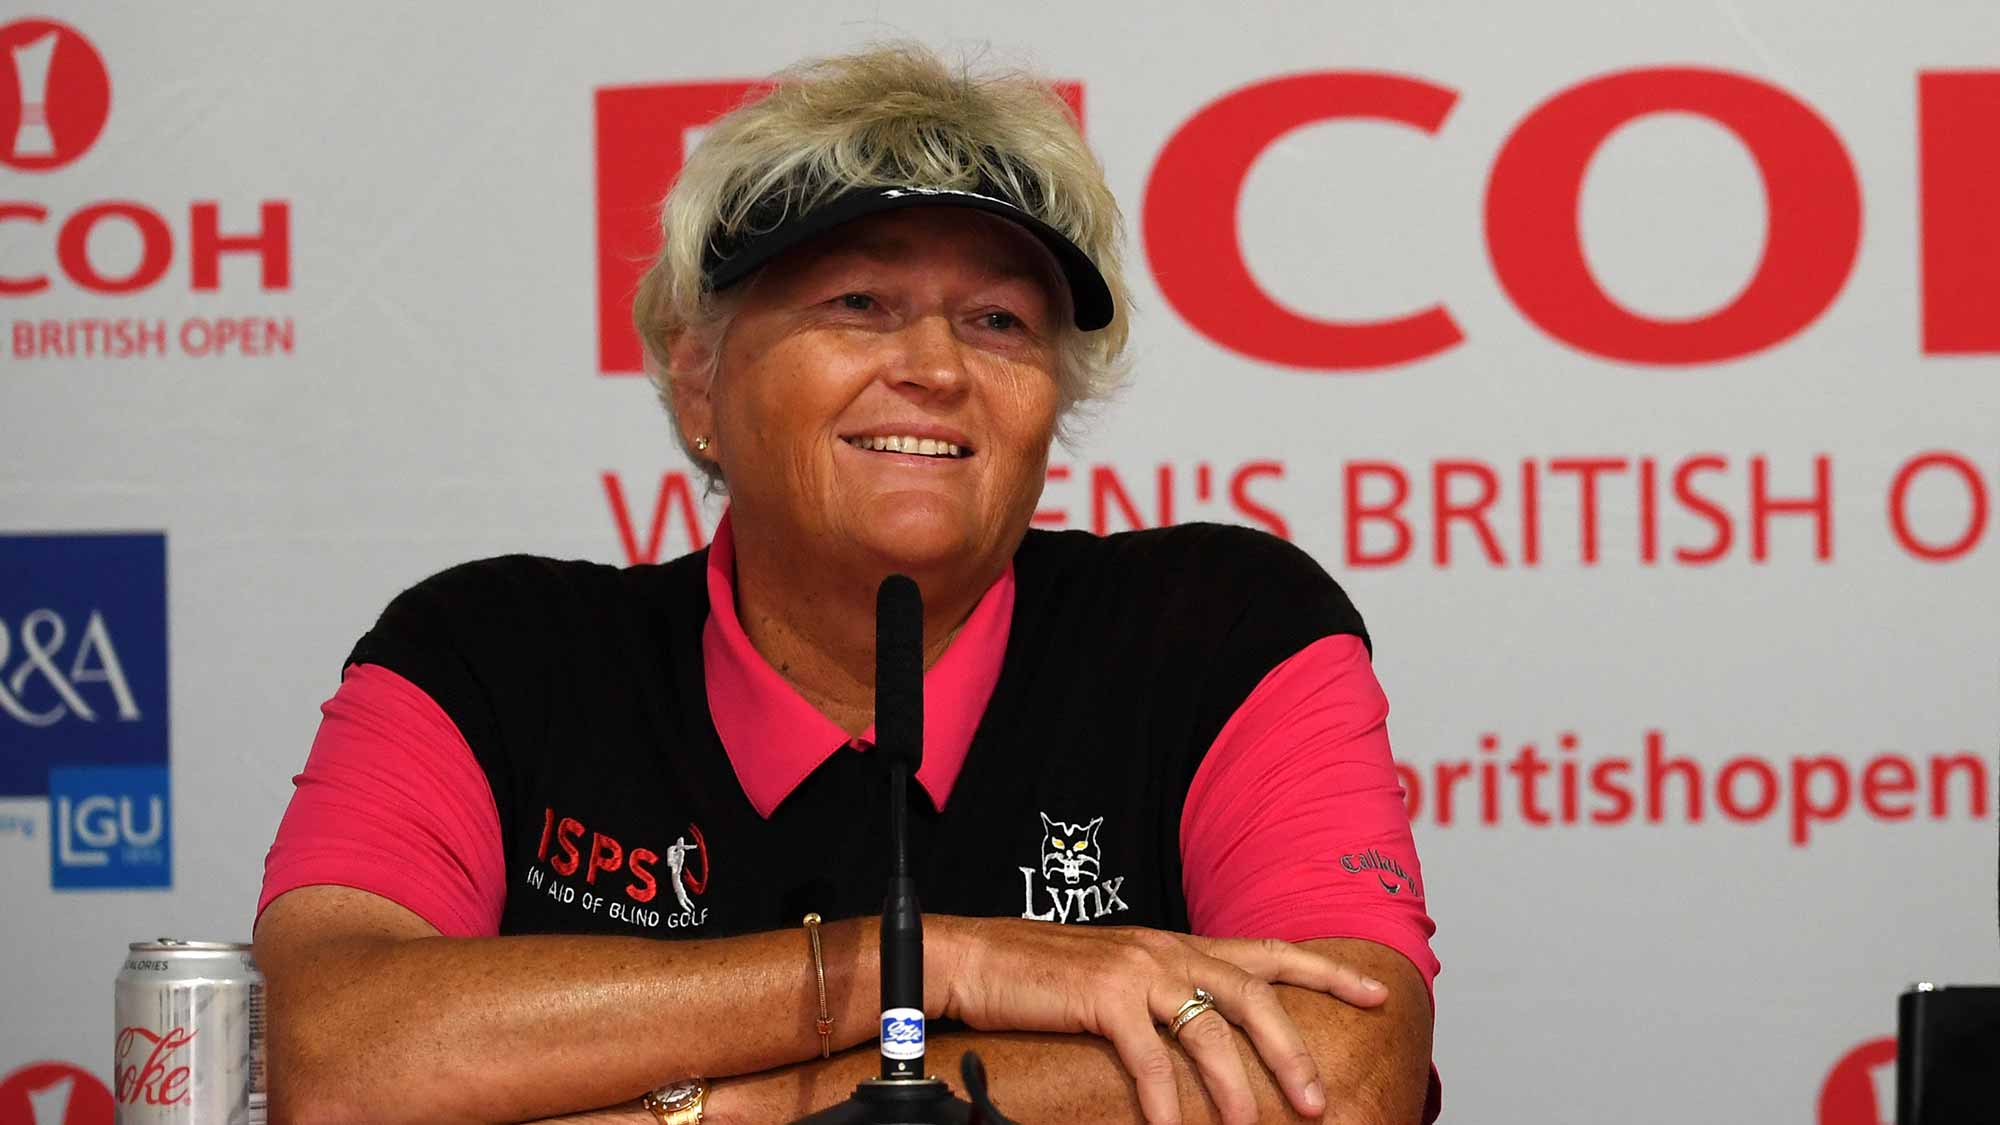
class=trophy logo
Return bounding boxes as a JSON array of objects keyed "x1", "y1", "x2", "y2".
[{"x1": 0, "y1": 19, "x2": 111, "y2": 171}]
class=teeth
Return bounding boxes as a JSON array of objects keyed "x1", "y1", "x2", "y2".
[{"x1": 847, "y1": 435, "x2": 964, "y2": 457}]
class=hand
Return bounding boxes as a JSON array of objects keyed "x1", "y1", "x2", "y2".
[{"x1": 937, "y1": 917, "x2": 1389, "y2": 1125}]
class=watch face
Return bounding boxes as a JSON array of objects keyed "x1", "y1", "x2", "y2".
[{"x1": 655, "y1": 1080, "x2": 702, "y2": 1109}]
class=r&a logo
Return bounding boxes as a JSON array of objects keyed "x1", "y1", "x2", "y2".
[
  {"x1": 0, "y1": 19, "x2": 108, "y2": 172},
  {"x1": 50, "y1": 766, "x2": 169, "y2": 889},
  {"x1": 0, "y1": 534, "x2": 169, "y2": 802}
]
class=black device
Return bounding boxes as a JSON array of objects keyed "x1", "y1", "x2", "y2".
[
  {"x1": 1897, "y1": 983, "x2": 2000, "y2": 1124},
  {"x1": 792, "y1": 576, "x2": 1018, "y2": 1125}
]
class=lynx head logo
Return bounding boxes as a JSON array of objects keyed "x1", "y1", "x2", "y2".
[{"x1": 1039, "y1": 813, "x2": 1102, "y2": 885}]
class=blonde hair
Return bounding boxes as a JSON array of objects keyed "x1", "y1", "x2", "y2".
[{"x1": 631, "y1": 43, "x2": 1133, "y2": 480}]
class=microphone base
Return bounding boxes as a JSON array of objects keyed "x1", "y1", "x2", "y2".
[{"x1": 791, "y1": 1077, "x2": 976, "y2": 1124}]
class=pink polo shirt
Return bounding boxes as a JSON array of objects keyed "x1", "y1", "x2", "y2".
[{"x1": 261, "y1": 516, "x2": 1440, "y2": 996}]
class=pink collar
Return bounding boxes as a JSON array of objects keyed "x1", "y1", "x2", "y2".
[{"x1": 701, "y1": 511, "x2": 1015, "y2": 819}]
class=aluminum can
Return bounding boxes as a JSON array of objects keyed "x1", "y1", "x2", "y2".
[{"x1": 113, "y1": 939, "x2": 266, "y2": 1125}]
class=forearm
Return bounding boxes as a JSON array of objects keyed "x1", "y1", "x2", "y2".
[
  {"x1": 708, "y1": 937, "x2": 1431, "y2": 1125},
  {"x1": 709, "y1": 986, "x2": 1429, "y2": 1125},
  {"x1": 263, "y1": 914, "x2": 922, "y2": 1125}
]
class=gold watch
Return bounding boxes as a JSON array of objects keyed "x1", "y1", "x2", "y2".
[{"x1": 642, "y1": 1077, "x2": 707, "y2": 1125}]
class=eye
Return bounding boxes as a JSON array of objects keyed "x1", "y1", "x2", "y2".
[
  {"x1": 980, "y1": 310, "x2": 1022, "y2": 332},
  {"x1": 837, "y1": 293, "x2": 876, "y2": 311},
  {"x1": 1050, "y1": 838, "x2": 1065, "y2": 848},
  {"x1": 1072, "y1": 841, "x2": 1087, "y2": 850}
]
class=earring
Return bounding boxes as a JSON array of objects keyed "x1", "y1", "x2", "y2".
[{"x1": 694, "y1": 436, "x2": 711, "y2": 453}]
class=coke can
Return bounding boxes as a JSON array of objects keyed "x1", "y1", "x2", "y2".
[{"x1": 113, "y1": 939, "x2": 266, "y2": 1125}]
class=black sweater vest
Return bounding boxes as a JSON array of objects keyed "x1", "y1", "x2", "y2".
[{"x1": 349, "y1": 523, "x2": 1367, "y2": 939}]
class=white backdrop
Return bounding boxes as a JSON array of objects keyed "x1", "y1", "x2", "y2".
[{"x1": 3, "y1": 3, "x2": 1996, "y2": 1122}]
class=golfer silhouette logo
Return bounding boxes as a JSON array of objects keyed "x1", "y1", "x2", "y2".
[{"x1": 662, "y1": 822, "x2": 709, "y2": 916}]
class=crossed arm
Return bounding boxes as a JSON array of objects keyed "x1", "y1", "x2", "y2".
[{"x1": 256, "y1": 887, "x2": 1431, "y2": 1125}]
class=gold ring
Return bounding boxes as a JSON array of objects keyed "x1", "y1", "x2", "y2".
[{"x1": 1168, "y1": 987, "x2": 1218, "y2": 1036}]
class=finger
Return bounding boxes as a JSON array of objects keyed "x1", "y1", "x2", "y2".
[
  {"x1": 1191, "y1": 936, "x2": 1389, "y2": 1008},
  {"x1": 1195, "y1": 962, "x2": 1326, "y2": 1119},
  {"x1": 1167, "y1": 1005, "x2": 1257, "y2": 1125},
  {"x1": 1104, "y1": 1007, "x2": 1184, "y2": 1125}
]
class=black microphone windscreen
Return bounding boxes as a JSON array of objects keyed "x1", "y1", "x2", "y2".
[{"x1": 875, "y1": 574, "x2": 924, "y2": 772}]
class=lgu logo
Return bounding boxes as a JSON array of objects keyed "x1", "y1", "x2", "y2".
[{"x1": 1, "y1": 533, "x2": 170, "y2": 889}]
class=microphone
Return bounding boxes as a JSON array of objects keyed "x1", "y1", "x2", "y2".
[
  {"x1": 791, "y1": 576, "x2": 1016, "y2": 1125},
  {"x1": 874, "y1": 573, "x2": 926, "y2": 1081}
]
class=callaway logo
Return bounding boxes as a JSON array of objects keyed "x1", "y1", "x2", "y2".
[
  {"x1": 1340, "y1": 848, "x2": 1419, "y2": 896},
  {"x1": 1019, "y1": 810, "x2": 1129, "y2": 924}
]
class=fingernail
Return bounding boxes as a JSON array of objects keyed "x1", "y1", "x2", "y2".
[
  {"x1": 1362, "y1": 976, "x2": 1386, "y2": 992},
  {"x1": 1304, "y1": 1080, "x2": 1325, "y2": 1110}
]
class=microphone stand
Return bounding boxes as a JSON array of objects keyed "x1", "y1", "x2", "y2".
[{"x1": 792, "y1": 576, "x2": 1016, "y2": 1125}]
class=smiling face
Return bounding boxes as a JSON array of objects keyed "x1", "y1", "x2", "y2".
[{"x1": 671, "y1": 207, "x2": 1067, "y2": 583}]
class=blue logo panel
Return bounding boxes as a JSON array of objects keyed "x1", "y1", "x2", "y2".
[
  {"x1": 0, "y1": 533, "x2": 169, "y2": 797},
  {"x1": 49, "y1": 765, "x2": 171, "y2": 889}
]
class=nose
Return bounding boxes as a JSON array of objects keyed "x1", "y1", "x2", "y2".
[{"x1": 888, "y1": 313, "x2": 971, "y2": 400}]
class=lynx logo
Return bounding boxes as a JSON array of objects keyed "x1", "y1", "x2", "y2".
[
  {"x1": 0, "y1": 534, "x2": 168, "y2": 800},
  {"x1": 50, "y1": 766, "x2": 169, "y2": 888},
  {"x1": 1019, "y1": 811, "x2": 1129, "y2": 924}
]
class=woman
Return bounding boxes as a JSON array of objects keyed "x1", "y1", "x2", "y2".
[{"x1": 255, "y1": 43, "x2": 1438, "y2": 1125}]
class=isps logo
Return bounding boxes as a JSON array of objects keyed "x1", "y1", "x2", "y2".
[
  {"x1": 0, "y1": 533, "x2": 171, "y2": 890},
  {"x1": 531, "y1": 808, "x2": 710, "y2": 930}
]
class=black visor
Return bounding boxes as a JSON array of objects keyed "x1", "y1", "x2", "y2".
[{"x1": 701, "y1": 182, "x2": 1116, "y2": 331}]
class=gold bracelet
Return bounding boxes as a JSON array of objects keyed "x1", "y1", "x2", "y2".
[{"x1": 803, "y1": 912, "x2": 833, "y2": 1058}]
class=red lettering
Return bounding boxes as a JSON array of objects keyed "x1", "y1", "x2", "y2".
[
  {"x1": 1032, "y1": 463, "x2": 1072, "y2": 528},
  {"x1": 1861, "y1": 756, "x2": 1916, "y2": 820},
  {"x1": 1487, "y1": 68, "x2": 1860, "y2": 363},
  {"x1": 58, "y1": 202, "x2": 172, "y2": 294},
  {"x1": 1674, "y1": 455, "x2": 1734, "y2": 563},
  {"x1": 626, "y1": 847, "x2": 659, "y2": 903},
  {"x1": 537, "y1": 807, "x2": 555, "y2": 860},
  {"x1": 1931, "y1": 754, "x2": 1989, "y2": 818},
  {"x1": 1549, "y1": 458, "x2": 1627, "y2": 564},
  {"x1": 1091, "y1": 464, "x2": 1149, "y2": 533},
  {"x1": 1750, "y1": 454, "x2": 1832, "y2": 561},
  {"x1": 1520, "y1": 459, "x2": 1541, "y2": 566},
  {"x1": 1790, "y1": 755, "x2": 1851, "y2": 846},
  {"x1": 1145, "y1": 73, "x2": 1463, "y2": 369},
  {"x1": 585, "y1": 832, "x2": 625, "y2": 885},
  {"x1": 0, "y1": 203, "x2": 49, "y2": 294},
  {"x1": 115, "y1": 1025, "x2": 195, "y2": 1106},
  {"x1": 1508, "y1": 744, "x2": 1552, "y2": 825},
  {"x1": 603, "y1": 470, "x2": 709, "y2": 564},
  {"x1": 1432, "y1": 460, "x2": 1503, "y2": 566},
  {"x1": 1644, "y1": 730, "x2": 1702, "y2": 823},
  {"x1": 1434, "y1": 760, "x2": 1471, "y2": 826},
  {"x1": 1589, "y1": 759, "x2": 1634, "y2": 824},
  {"x1": 1919, "y1": 71, "x2": 2000, "y2": 353},
  {"x1": 594, "y1": 82, "x2": 767, "y2": 374},
  {"x1": 1345, "y1": 461, "x2": 1413, "y2": 567},
  {"x1": 1888, "y1": 451, "x2": 1988, "y2": 561},
  {"x1": 1229, "y1": 460, "x2": 1290, "y2": 539},
  {"x1": 1716, "y1": 757, "x2": 1779, "y2": 821},
  {"x1": 1637, "y1": 457, "x2": 1659, "y2": 563},
  {"x1": 550, "y1": 817, "x2": 584, "y2": 876},
  {"x1": 191, "y1": 201, "x2": 291, "y2": 290}
]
